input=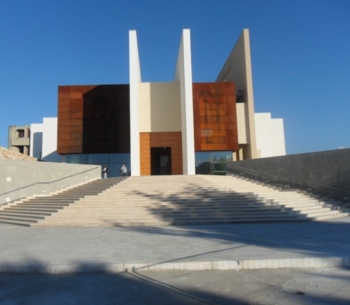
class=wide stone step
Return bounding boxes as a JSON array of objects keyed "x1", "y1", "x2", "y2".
[
  {"x1": 5, "y1": 175, "x2": 342, "y2": 227},
  {"x1": 38, "y1": 215, "x2": 311, "y2": 227},
  {"x1": 14, "y1": 204, "x2": 69, "y2": 210},
  {"x1": 276, "y1": 204, "x2": 333, "y2": 211},
  {"x1": 6, "y1": 207, "x2": 60, "y2": 213},
  {"x1": 0, "y1": 210, "x2": 52, "y2": 216},
  {"x1": 0, "y1": 219, "x2": 32, "y2": 227},
  {"x1": 70, "y1": 203, "x2": 288, "y2": 210},
  {"x1": 16, "y1": 202, "x2": 70, "y2": 206},
  {"x1": 28, "y1": 198, "x2": 80, "y2": 202},
  {"x1": 44, "y1": 207, "x2": 296, "y2": 215},
  {"x1": 315, "y1": 213, "x2": 350, "y2": 220},
  {"x1": 0, "y1": 211, "x2": 48, "y2": 219},
  {"x1": 78, "y1": 199, "x2": 271, "y2": 205},
  {"x1": 0, "y1": 215, "x2": 40, "y2": 222},
  {"x1": 302, "y1": 210, "x2": 345, "y2": 216},
  {"x1": 66, "y1": 204, "x2": 290, "y2": 210}
]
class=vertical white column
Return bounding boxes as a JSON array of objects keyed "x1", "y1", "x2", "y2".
[
  {"x1": 174, "y1": 29, "x2": 195, "y2": 175},
  {"x1": 129, "y1": 30, "x2": 141, "y2": 176}
]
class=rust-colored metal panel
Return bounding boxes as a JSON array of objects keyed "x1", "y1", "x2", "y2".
[
  {"x1": 140, "y1": 133, "x2": 151, "y2": 176},
  {"x1": 140, "y1": 132, "x2": 183, "y2": 176},
  {"x1": 57, "y1": 85, "x2": 130, "y2": 155},
  {"x1": 193, "y1": 82, "x2": 238, "y2": 152}
]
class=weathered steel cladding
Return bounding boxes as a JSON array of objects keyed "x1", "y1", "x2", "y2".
[
  {"x1": 57, "y1": 85, "x2": 130, "y2": 154},
  {"x1": 193, "y1": 82, "x2": 239, "y2": 151}
]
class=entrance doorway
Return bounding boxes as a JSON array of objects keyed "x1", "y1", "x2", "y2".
[{"x1": 151, "y1": 147, "x2": 172, "y2": 175}]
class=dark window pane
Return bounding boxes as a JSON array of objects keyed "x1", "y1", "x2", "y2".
[
  {"x1": 195, "y1": 152, "x2": 210, "y2": 162},
  {"x1": 86, "y1": 154, "x2": 108, "y2": 164},
  {"x1": 195, "y1": 161, "x2": 211, "y2": 174},
  {"x1": 66, "y1": 154, "x2": 86, "y2": 163},
  {"x1": 211, "y1": 151, "x2": 232, "y2": 162},
  {"x1": 110, "y1": 153, "x2": 130, "y2": 164}
]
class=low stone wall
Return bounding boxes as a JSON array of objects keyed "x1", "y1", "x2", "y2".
[
  {"x1": 0, "y1": 146, "x2": 37, "y2": 161},
  {"x1": 226, "y1": 149, "x2": 350, "y2": 202},
  {"x1": 0, "y1": 160, "x2": 101, "y2": 206}
]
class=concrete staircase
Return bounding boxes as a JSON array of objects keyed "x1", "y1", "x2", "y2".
[
  {"x1": 21, "y1": 175, "x2": 349, "y2": 227},
  {"x1": 0, "y1": 178, "x2": 126, "y2": 226},
  {"x1": 202, "y1": 175, "x2": 349, "y2": 221}
]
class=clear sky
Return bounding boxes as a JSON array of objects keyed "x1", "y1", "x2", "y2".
[{"x1": 0, "y1": 0, "x2": 349, "y2": 155}]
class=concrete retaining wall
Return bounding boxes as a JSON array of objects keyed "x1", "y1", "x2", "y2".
[
  {"x1": 226, "y1": 149, "x2": 350, "y2": 202},
  {"x1": 0, "y1": 160, "x2": 101, "y2": 206}
]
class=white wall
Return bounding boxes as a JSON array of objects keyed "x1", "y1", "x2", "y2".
[
  {"x1": 30, "y1": 118, "x2": 61, "y2": 162},
  {"x1": 129, "y1": 30, "x2": 142, "y2": 176},
  {"x1": 236, "y1": 103, "x2": 247, "y2": 144},
  {"x1": 216, "y1": 29, "x2": 257, "y2": 159},
  {"x1": 255, "y1": 113, "x2": 286, "y2": 158},
  {"x1": 30, "y1": 123, "x2": 43, "y2": 159},
  {"x1": 139, "y1": 82, "x2": 181, "y2": 132},
  {"x1": 174, "y1": 29, "x2": 195, "y2": 175},
  {"x1": 42, "y1": 118, "x2": 61, "y2": 162}
]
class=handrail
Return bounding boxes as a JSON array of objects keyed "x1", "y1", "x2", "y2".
[
  {"x1": 0, "y1": 166, "x2": 100, "y2": 197},
  {"x1": 227, "y1": 163, "x2": 350, "y2": 198}
]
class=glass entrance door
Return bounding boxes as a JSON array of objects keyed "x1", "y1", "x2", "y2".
[{"x1": 151, "y1": 147, "x2": 172, "y2": 175}]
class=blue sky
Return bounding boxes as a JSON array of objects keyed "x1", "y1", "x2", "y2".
[{"x1": 0, "y1": 0, "x2": 349, "y2": 155}]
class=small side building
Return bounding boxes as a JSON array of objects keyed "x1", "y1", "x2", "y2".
[{"x1": 8, "y1": 125, "x2": 31, "y2": 156}]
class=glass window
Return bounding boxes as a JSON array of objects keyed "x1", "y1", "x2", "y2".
[
  {"x1": 86, "y1": 154, "x2": 108, "y2": 164},
  {"x1": 195, "y1": 161, "x2": 211, "y2": 175},
  {"x1": 195, "y1": 151, "x2": 232, "y2": 175},
  {"x1": 108, "y1": 164, "x2": 121, "y2": 177},
  {"x1": 195, "y1": 152, "x2": 211, "y2": 162},
  {"x1": 65, "y1": 153, "x2": 131, "y2": 177},
  {"x1": 211, "y1": 151, "x2": 232, "y2": 162},
  {"x1": 65, "y1": 154, "x2": 86, "y2": 163},
  {"x1": 110, "y1": 153, "x2": 130, "y2": 164}
]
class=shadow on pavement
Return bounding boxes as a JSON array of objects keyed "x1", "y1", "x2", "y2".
[
  {"x1": 112, "y1": 183, "x2": 350, "y2": 263},
  {"x1": 0, "y1": 261, "x2": 247, "y2": 305},
  {"x1": 1, "y1": 262, "x2": 350, "y2": 305}
]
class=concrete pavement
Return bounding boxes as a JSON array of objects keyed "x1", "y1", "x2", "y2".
[
  {"x1": 1, "y1": 218, "x2": 350, "y2": 304},
  {"x1": 1, "y1": 267, "x2": 350, "y2": 304},
  {"x1": 0, "y1": 217, "x2": 350, "y2": 273}
]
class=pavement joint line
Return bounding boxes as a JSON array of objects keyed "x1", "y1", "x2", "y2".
[{"x1": 1, "y1": 256, "x2": 350, "y2": 274}]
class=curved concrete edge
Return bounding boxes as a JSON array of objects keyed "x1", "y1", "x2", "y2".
[{"x1": 1, "y1": 257, "x2": 350, "y2": 274}]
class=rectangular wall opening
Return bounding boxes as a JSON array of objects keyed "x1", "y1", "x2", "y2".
[{"x1": 151, "y1": 147, "x2": 172, "y2": 175}]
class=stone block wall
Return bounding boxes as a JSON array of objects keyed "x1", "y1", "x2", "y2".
[{"x1": 0, "y1": 146, "x2": 37, "y2": 161}]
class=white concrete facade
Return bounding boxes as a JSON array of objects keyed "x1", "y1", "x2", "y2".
[
  {"x1": 236, "y1": 103, "x2": 247, "y2": 144},
  {"x1": 139, "y1": 82, "x2": 181, "y2": 132},
  {"x1": 255, "y1": 113, "x2": 286, "y2": 158},
  {"x1": 25, "y1": 28, "x2": 286, "y2": 173},
  {"x1": 216, "y1": 29, "x2": 257, "y2": 159},
  {"x1": 129, "y1": 30, "x2": 142, "y2": 176},
  {"x1": 129, "y1": 29, "x2": 196, "y2": 176},
  {"x1": 174, "y1": 29, "x2": 195, "y2": 175},
  {"x1": 30, "y1": 118, "x2": 61, "y2": 162},
  {"x1": 30, "y1": 123, "x2": 43, "y2": 159}
]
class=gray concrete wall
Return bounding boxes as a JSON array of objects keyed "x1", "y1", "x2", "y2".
[
  {"x1": 0, "y1": 160, "x2": 101, "y2": 206},
  {"x1": 226, "y1": 149, "x2": 350, "y2": 202}
]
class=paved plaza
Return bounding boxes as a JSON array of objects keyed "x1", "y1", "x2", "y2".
[{"x1": 0, "y1": 217, "x2": 350, "y2": 304}]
